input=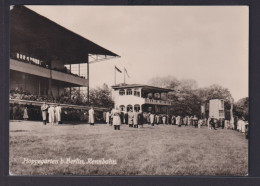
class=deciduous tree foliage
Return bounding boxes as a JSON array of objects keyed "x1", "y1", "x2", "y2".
[
  {"x1": 64, "y1": 84, "x2": 114, "y2": 108},
  {"x1": 233, "y1": 97, "x2": 249, "y2": 120},
  {"x1": 89, "y1": 83, "x2": 114, "y2": 108},
  {"x1": 148, "y1": 76, "x2": 234, "y2": 118}
]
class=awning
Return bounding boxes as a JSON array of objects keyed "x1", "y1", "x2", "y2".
[
  {"x1": 111, "y1": 84, "x2": 174, "y2": 93},
  {"x1": 10, "y1": 5, "x2": 120, "y2": 65}
]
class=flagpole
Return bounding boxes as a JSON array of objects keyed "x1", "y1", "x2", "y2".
[
  {"x1": 114, "y1": 66, "x2": 116, "y2": 85},
  {"x1": 124, "y1": 68, "x2": 125, "y2": 84}
]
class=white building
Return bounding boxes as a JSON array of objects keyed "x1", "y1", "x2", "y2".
[
  {"x1": 209, "y1": 99, "x2": 225, "y2": 119},
  {"x1": 111, "y1": 84, "x2": 173, "y2": 114}
]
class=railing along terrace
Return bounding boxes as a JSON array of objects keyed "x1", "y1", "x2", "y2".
[
  {"x1": 9, "y1": 98, "x2": 108, "y2": 111},
  {"x1": 10, "y1": 56, "x2": 86, "y2": 79},
  {"x1": 145, "y1": 98, "x2": 171, "y2": 105}
]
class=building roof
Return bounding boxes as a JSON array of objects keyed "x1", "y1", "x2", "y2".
[
  {"x1": 111, "y1": 84, "x2": 174, "y2": 92},
  {"x1": 10, "y1": 6, "x2": 120, "y2": 65}
]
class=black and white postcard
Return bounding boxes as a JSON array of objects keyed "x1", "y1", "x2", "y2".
[{"x1": 9, "y1": 5, "x2": 248, "y2": 176}]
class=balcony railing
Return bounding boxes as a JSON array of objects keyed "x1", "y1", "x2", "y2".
[
  {"x1": 144, "y1": 98, "x2": 171, "y2": 105},
  {"x1": 10, "y1": 58, "x2": 88, "y2": 86}
]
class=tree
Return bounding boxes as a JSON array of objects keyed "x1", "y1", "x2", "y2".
[
  {"x1": 196, "y1": 84, "x2": 233, "y2": 119},
  {"x1": 196, "y1": 84, "x2": 232, "y2": 103},
  {"x1": 233, "y1": 97, "x2": 249, "y2": 120},
  {"x1": 178, "y1": 79, "x2": 198, "y2": 91},
  {"x1": 63, "y1": 87, "x2": 87, "y2": 105},
  {"x1": 148, "y1": 76, "x2": 201, "y2": 116},
  {"x1": 148, "y1": 76, "x2": 180, "y2": 89},
  {"x1": 89, "y1": 83, "x2": 114, "y2": 108},
  {"x1": 148, "y1": 76, "x2": 234, "y2": 118}
]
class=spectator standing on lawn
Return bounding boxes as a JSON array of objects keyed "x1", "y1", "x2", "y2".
[
  {"x1": 133, "y1": 110, "x2": 139, "y2": 128},
  {"x1": 162, "y1": 115, "x2": 167, "y2": 125},
  {"x1": 106, "y1": 110, "x2": 111, "y2": 126},
  {"x1": 190, "y1": 116, "x2": 194, "y2": 126},
  {"x1": 48, "y1": 104, "x2": 55, "y2": 125},
  {"x1": 207, "y1": 117, "x2": 211, "y2": 129},
  {"x1": 176, "y1": 115, "x2": 181, "y2": 127},
  {"x1": 120, "y1": 111, "x2": 124, "y2": 124},
  {"x1": 210, "y1": 117, "x2": 216, "y2": 130},
  {"x1": 155, "y1": 114, "x2": 159, "y2": 125},
  {"x1": 149, "y1": 112, "x2": 155, "y2": 126},
  {"x1": 193, "y1": 115, "x2": 198, "y2": 128},
  {"x1": 124, "y1": 111, "x2": 128, "y2": 125},
  {"x1": 172, "y1": 115, "x2": 176, "y2": 125},
  {"x1": 188, "y1": 116, "x2": 192, "y2": 127},
  {"x1": 198, "y1": 119, "x2": 203, "y2": 128},
  {"x1": 138, "y1": 111, "x2": 144, "y2": 128},
  {"x1": 240, "y1": 117, "x2": 246, "y2": 133},
  {"x1": 146, "y1": 112, "x2": 150, "y2": 124},
  {"x1": 23, "y1": 106, "x2": 28, "y2": 120},
  {"x1": 183, "y1": 116, "x2": 188, "y2": 126},
  {"x1": 41, "y1": 102, "x2": 48, "y2": 125},
  {"x1": 55, "y1": 104, "x2": 62, "y2": 124},
  {"x1": 128, "y1": 109, "x2": 134, "y2": 127},
  {"x1": 112, "y1": 107, "x2": 121, "y2": 130},
  {"x1": 88, "y1": 106, "x2": 95, "y2": 126},
  {"x1": 12, "y1": 103, "x2": 18, "y2": 120},
  {"x1": 234, "y1": 116, "x2": 238, "y2": 130}
]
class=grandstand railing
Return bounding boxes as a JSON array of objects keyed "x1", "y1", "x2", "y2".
[{"x1": 9, "y1": 99, "x2": 108, "y2": 111}]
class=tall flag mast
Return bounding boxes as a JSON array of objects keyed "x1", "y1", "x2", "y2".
[
  {"x1": 124, "y1": 67, "x2": 130, "y2": 84},
  {"x1": 115, "y1": 66, "x2": 122, "y2": 85}
]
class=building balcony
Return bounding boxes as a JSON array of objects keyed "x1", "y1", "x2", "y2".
[
  {"x1": 10, "y1": 58, "x2": 88, "y2": 87},
  {"x1": 144, "y1": 98, "x2": 171, "y2": 106}
]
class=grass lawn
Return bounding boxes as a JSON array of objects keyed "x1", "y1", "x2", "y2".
[{"x1": 9, "y1": 121, "x2": 248, "y2": 176}]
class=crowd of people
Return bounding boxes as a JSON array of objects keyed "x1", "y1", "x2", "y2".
[
  {"x1": 41, "y1": 102, "x2": 62, "y2": 125},
  {"x1": 10, "y1": 102, "x2": 248, "y2": 138},
  {"x1": 104, "y1": 109, "x2": 202, "y2": 129},
  {"x1": 102, "y1": 107, "x2": 248, "y2": 135},
  {"x1": 10, "y1": 88, "x2": 87, "y2": 106},
  {"x1": 39, "y1": 103, "x2": 100, "y2": 125},
  {"x1": 9, "y1": 103, "x2": 102, "y2": 122}
]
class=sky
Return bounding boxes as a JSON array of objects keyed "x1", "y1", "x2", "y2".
[{"x1": 25, "y1": 6, "x2": 249, "y2": 101}]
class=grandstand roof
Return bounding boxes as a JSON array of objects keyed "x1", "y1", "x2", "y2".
[{"x1": 10, "y1": 6, "x2": 119, "y2": 64}]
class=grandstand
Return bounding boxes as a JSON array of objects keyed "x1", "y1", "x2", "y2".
[{"x1": 9, "y1": 5, "x2": 119, "y2": 120}]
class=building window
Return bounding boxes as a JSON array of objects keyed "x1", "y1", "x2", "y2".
[
  {"x1": 134, "y1": 104, "x2": 140, "y2": 112},
  {"x1": 126, "y1": 89, "x2": 132, "y2": 95},
  {"x1": 134, "y1": 91, "x2": 140, "y2": 97},
  {"x1": 154, "y1": 93, "x2": 160, "y2": 99},
  {"x1": 119, "y1": 105, "x2": 125, "y2": 111},
  {"x1": 147, "y1": 93, "x2": 153, "y2": 99},
  {"x1": 119, "y1": 89, "x2": 125, "y2": 95},
  {"x1": 127, "y1": 105, "x2": 133, "y2": 112}
]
